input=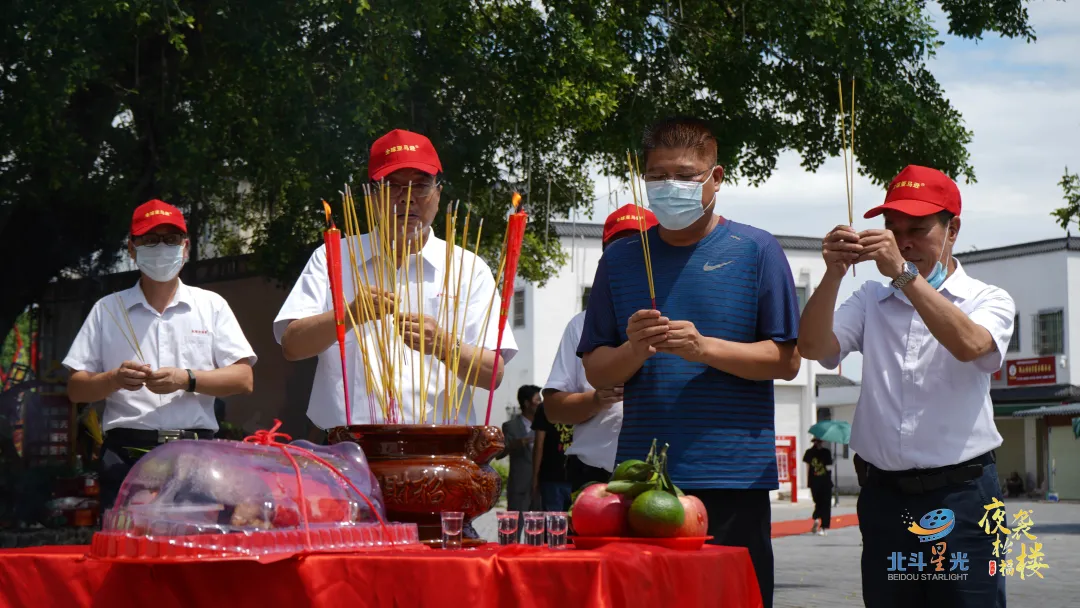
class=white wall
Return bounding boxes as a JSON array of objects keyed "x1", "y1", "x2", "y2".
[{"x1": 961, "y1": 250, "x2": 1071, "y2": 381}]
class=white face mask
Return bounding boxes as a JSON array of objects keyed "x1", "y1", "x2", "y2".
[{"x1": 135, "y1": 245, "x2": 186, "y2": 282}]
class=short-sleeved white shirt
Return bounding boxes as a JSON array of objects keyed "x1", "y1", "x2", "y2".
[
  {"x1": 544, "y1": 311, "x2": 622, "y2": 471},
  {"x1": 273, "y1": 232, "x2": 518, "y2": 429},
  {"x1": 62, "y1": 280, "x2": 257, "y2": 432},
  {"x1": 822, "y1": 260, "x2": 1015, "y2": 471}
]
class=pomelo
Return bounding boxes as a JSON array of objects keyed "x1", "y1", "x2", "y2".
[{"x1": 628, "y1": 490, "x2": 685, "y2": 537}]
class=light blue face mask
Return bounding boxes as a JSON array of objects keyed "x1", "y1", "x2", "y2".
[
  {"x1": 925, "y1": 228, "x2": 952, "y2": 289},
  {"x1": 644, "y1": 170, "x2": 716, "y2": 230}
]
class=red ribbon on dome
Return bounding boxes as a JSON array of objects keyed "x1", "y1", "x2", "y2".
[{"x1": 244, "y1": 419, "x2": 388, "y2": 550}]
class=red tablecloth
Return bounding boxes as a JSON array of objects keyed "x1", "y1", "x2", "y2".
[{"x1": 0, "y1": 543, "x2": 761, "y2": 608}]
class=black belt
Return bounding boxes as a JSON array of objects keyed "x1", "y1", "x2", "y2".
[
  {"x1": 860, "y1": 451, "x2": 995, "y2": 495},
  {"x1": 105, "y1": 427, "x2": 216, "y2": 448}
]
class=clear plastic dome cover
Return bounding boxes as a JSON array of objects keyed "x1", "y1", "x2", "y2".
[{"x1": 91, "y1": 436, "x2": 419, "y2": 562}]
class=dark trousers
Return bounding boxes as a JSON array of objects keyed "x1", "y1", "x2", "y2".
[
  {"x1": 810, "y1": 479, "x2": 833, "y2": 528},
  {"x1": 688, "y1": 489, "x2": 773, "y2": 608},
  {"x1": 857, "y1": 455, "x2": 1006, "y2": 608},
  {"x1": 566, "y1": 455, "x2": 611, "y2": 493},
  {"x1": 539, "y1": 481, "x2": 573, "y2": 512}
]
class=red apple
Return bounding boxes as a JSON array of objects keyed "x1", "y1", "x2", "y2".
[
  {"x1": 674, "y1": 495, "x2": 708, "y2": 537},
  {"x1": 571, "y1": 483, "x2": 633, "y2": 537}
]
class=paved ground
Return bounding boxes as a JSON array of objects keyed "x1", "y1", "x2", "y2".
[{"x1": 774, "y1": 500, "x2": 1080, "y2": 607}]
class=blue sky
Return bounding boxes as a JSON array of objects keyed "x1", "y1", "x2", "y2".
[{"x1": 579, "y1": 1, "x2": 1080, "y2": 252}]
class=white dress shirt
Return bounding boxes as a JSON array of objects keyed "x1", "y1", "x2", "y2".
[
  {"x1": 822, "y1": 260, "x2": 1015, "y2": 471},
  {"x1": 544, "y1": 311, "x2": 622, "y2": 471},
  {"x1": 62, "y1": 281, "x2": 257, "y2": 432},
  {"x1": 273, "y1": 232, "x2": 517, "y2": 429}
]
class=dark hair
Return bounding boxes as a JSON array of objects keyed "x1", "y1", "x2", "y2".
[
  {"x1": 642, "y1": 116, "x2": 718, "y2": 166},
  {"x1": 516, "y1": 385, "x2": 541, "y2": 406},
  {"x1": 935, "y1": 210, "x2": 955, "y2": 226}
]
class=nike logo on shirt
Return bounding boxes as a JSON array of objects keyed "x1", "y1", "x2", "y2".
[{"x1": 703, "y1": 261, "x2": 733, "y2": 272}]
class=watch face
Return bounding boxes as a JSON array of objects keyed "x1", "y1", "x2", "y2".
[{"x1": 904, "y1": 261, "x2": 918, "y2": 275}]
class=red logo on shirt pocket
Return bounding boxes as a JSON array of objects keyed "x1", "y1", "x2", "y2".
[{"x1": 191, "y1": 329, "x2": 209, "y2": 335}]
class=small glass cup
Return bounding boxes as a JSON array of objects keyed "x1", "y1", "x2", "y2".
[
  {"x1": 546, "y1": 512, "x2": 568, "y2": 549},
  {"x1": 523, "y1": 511, "x2": 546, "y2": 547},
  {"x1": 497, "y1": 511, "x2": 520, "y2": 545},
  {"x1": 441, "y1": 511, "x2": 464, "y2": 549}
]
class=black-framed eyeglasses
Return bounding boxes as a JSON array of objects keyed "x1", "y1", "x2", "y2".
[
  {"x1": 642, "y1": 166, "x2": 714, "y2": 183},
  {"x1": 369, "y1": 180, "x2": 441, "y2": 199},
  {"x1": 132, "y1": 234, "x2": 186, "y2": 247}
]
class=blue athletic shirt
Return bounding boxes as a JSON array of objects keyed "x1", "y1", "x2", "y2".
[{"x1": 576, "y1": 218, "x2": 800, "y2": 490}]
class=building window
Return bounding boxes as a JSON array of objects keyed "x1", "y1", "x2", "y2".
[
  {"x1": 581, "y1": 286, "x2": 592, "y2": 312},
  {"x1": 1007, "y1": 313, "x2": 1020, "y2": 352},
  {"x1": 1034, "y1": 310, "x2": 1064, "y2": 355},
  {"x1": 512, "y1": 288, "x2": 526, "y2": 328},
  {"x1": 795, "y1": 286, "x2": 808, "y2": 312}
]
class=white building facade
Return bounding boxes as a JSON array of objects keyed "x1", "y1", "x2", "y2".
[
  {"x1": 490, "y1": 221, "x2": 850, "y2": 499},
  {"x1": 954, "y1": 238, "x2": 1080, "y2": 500}
]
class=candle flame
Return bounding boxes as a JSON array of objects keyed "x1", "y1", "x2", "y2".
[
  {"x1": 321, "y1": 200, "x2": 332, "y2": 226},
  {"x1": 511, "y1": 192, "x2": 522, "y2": 210}
]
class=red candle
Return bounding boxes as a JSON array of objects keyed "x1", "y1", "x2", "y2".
[
  {"x1": 322, "y1": 201, "x2": 352, "y2": 426},
  {"x1": 485, "y1": 193, "x2": 528, "y2": 425}
]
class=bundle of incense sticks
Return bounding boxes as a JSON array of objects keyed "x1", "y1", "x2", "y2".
[
  {"x1": 104, "y1": 294, "x2": 146, "y2": 364},
  {"x1": 839, "y1": 76, "x2": 857, "y2": 275},
  {"x1": 626, "y1": 151, "x2": 657, "y2": 310},
  {"x1": 331, "y1": 183, "x2": 512, "y2": 426}
]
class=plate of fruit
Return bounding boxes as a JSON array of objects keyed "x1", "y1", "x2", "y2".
[{"x1": 569, "y1": 440, "x2": 710, "y2": 550}]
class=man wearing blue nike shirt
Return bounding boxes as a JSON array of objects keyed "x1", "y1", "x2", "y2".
[{"x1": 578, "y1": 116, "x2": 801, "y2": 608}]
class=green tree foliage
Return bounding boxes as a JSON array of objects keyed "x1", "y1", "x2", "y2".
[
  {"x1": 0, "y1": 0, "x2": 1041, "y2": 338},
  {"x1": 1051, "y1": 167, "x2": 1080, "y2": 233}
]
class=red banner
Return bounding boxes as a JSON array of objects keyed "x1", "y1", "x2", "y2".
[{"x1": 1006, "y1": 356, "x2": 1057, "y2": 386}]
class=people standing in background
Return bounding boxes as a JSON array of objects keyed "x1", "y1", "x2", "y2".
[
  {"x1": 63, "y1": 200, "x2": 257, "y2": 509},
  {"x1": 798, "y1": 165, "x2": 1015, "y2": 608},
  {"x1": 578, "y1": 116, "x2": 801, "y2": 608},
  {"x1": 543, "y1": 204, "x2": 659, "y2": 491},
  {"x1": 803, "y1": 437, "x2": 833, "y2": 536},
  {"x1": 530, "y1": 399, "x2": 574, "y2": 511},
  {"x1": 502, "y1": 385, "x2": 542, "y2": 513}
]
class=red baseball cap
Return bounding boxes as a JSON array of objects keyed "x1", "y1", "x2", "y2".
[
  {"x1": 603, "y1": 204, "x2": 658, "y2": 244},
  {"x1": 863, "y1": 165, "x2": 961, "y2": 219},
  {"x1": 368, "y1": 129, "x2": 443, "y2": 181},
  {"x1": 131, "y1": 199, "x2": 187, "y2": 236}
]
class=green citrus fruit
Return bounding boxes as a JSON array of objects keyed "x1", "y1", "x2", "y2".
[{"x1": 628, "y1": 490, "x2": 685, "y2": 537}]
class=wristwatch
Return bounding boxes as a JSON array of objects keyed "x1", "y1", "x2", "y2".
[
  {"x1": 890, "y1": 261, "x2": 919, "y2": 290},
  {"x1": 186, "y1": 368, "x2": 197, "y2": 392}
]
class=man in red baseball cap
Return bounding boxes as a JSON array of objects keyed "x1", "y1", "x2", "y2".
[
  {"x1": 367, "y1": 128, "x2": 445, "y2": 241},
  {"x1": 534, "y1": 204, "x2": 658, "y2": 498},
  {"x1": 798, "y1": 165, "x2": 1014, "y2": 607},
  {"x1": 64, "y1": 198, "x2": 256, "y2": 509},
  {"x1": 275, "y1": 128, "x2": 518, "y2": 436}
]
